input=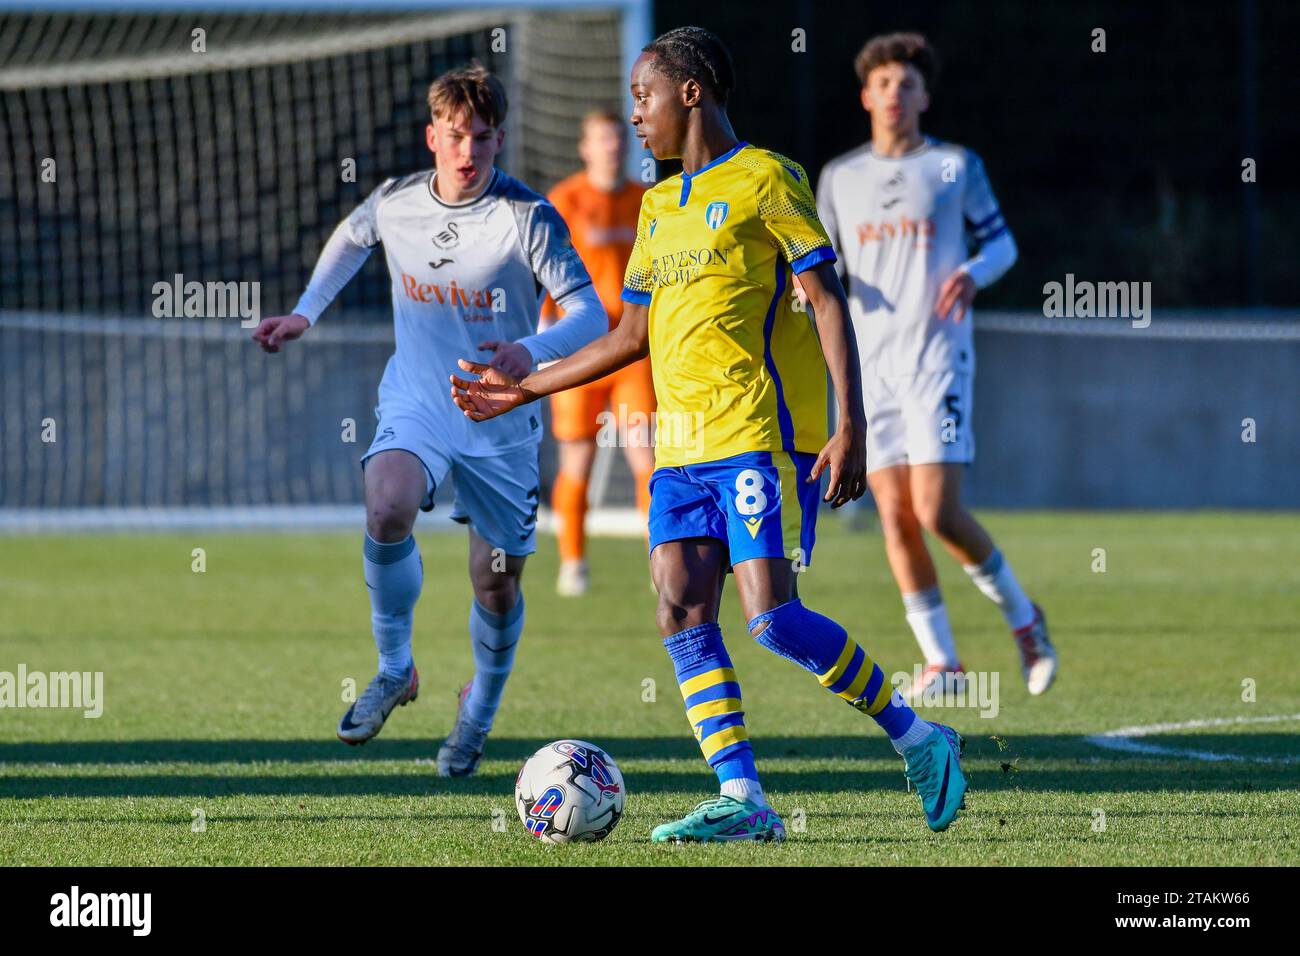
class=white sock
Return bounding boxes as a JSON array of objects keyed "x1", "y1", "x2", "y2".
[
  {"x1": 964, "y1": 548, "x2": 1035, "y2": 630},
  {"x1": 463, "y1": 596, "x2": 524, "y2": 730},
  {"x1": 721, "y1": 777, "x2": 768, "y2": 807},
  {"x1": 902, "y1": 586, "x2": 959, "y2": 667},
  {"x1": 890, "y1": 712, "x2": 935, "y2": 754},
  {"x1": 363, "y1": 534, "x2": 422, "y2": 678}
]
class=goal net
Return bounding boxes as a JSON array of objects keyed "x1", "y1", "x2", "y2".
[{"x1": 0, "y1": 2, "x2": 651, "y2": 529}]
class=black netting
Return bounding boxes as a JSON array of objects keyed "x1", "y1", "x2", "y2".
[
  {"x1": 1, "y1": 14, "x2": 505, "y2": 317},
  {"x1": 0, "y1": 9, "x2": 633, "y2": 512}
]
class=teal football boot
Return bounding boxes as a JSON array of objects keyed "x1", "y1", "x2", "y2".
[
  {"x1": 903, "y1": 723, "x2": 969, "y2": 832},
  {"x1": 650, "y1": 795, "x2": 786, "y2": 843}
]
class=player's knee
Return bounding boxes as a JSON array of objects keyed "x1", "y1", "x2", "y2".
[
  {"x1": 469, "y1": 550, "x2": 521, "y2": 607},
  {"x1": 654, "y1": 597, "x2": 681, "y2": 637},
  {"x1": 655, "y1": 594, "x2": 711, "y2": 637},
  {"x1": 473, "y1": 574, "x2": 519, "y2": 615},
  {"x1": 366, "y1": 499, "x2": 416, "y2": 542},
  {"x1": 916, "y1": 500, "x2": 960, "y2": 540},
  {"x1": 747, "y1": 599, "x2": 846, "y2": 672},
  {"x1": 878, "y1": 500, "x2": 923, "y2": 543}
]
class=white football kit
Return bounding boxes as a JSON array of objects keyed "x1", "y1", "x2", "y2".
[
  {"x1": 293, "y1": 168, "x2": 606, "y2": 554},
  {"x1": 817, "y1": 137, "x2": 1017, "y2": 469}
]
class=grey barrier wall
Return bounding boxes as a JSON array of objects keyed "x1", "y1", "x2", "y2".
[
  {"x1": 1, "y1": 314, "x2": 1296, "y2": 512},
  {"x1": 590, "y1": 318, "x2": 1300, "y2": 512},
  {"x1": 964, "y1": 324, "x2": 1299, "y2": 509}
]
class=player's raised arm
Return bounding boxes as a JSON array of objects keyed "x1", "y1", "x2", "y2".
[
  {"x1": 252, "y1": 183, "x2": 382, "y2": 352},
  {"x1": 451, "y1": 299, "x2": 648, "y2": 421},
  {"x1": 798, "y1": 262, "x2": 868, "y2": 507}
]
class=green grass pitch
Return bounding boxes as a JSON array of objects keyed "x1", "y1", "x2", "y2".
[{"x1": 1, "y1": 512, "x2": 1297, "y2": 866}]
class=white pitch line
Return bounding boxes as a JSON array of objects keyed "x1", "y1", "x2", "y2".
[{"x1": 1083, "y1": 713, "x2": 1300, "y2": 765}]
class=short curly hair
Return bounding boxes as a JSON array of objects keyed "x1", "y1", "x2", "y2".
[
  {"x1": 643, "y1": 26, "x2": 735, "y2": 106},
  {"x1": 854, "y1": 32, "x2": 939, "y2": 89}
]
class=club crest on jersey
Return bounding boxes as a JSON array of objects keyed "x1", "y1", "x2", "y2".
[
  {"x1": 704, "y1": 201, "x2": 729, "y2": 230},
  {"x1": 431, "y1": 222, "x2": 460, "y2": 249}
]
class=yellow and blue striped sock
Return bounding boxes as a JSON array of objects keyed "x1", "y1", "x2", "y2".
[
  {"x1": 750, "y1": 599, "x2": 928, "y2": 747},
  {"x1": 664, "y1": 622, "x2": 758, "y2": 785}
]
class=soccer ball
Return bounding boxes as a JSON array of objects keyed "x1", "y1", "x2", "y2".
[{"x1": 515, "y1": 739, "x2": 625, "y2": 843}]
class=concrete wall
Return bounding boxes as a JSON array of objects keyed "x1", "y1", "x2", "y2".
[
  {"x1": 588, "y1": 317, "x2": 1300, "y2": 512},
  {"x1": 964, "y1": 326, "x2": 1299, "y2": 508},
  {"x1": 3, "y1": 315, "x2": 1295, "y2": 512}
]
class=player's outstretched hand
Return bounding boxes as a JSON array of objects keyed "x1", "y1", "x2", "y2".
[
  {"x1": 252, "y1": 313, "x2": 311, "y2": 353},
  {"x1": 809, "y1": 426, "x2": 867, "y2": 508},
  {"x1": 478, "y1": 339, "x2": 534, "y2": 379},
  {"x1": 450, "y1": 359, "x2": 532, "y2": 422},
  {"x1": 935, "y1": 270, "x2": 977, "y2": 323}
]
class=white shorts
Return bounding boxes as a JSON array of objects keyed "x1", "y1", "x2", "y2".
[
  {"x1": 864, "y1": 369, "x2": 974, "y2": 471},
  {"x1": 362, "y1": 404, "x2": 540, "y2": 556}
]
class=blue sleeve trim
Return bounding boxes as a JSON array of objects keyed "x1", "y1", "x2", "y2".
[
  {"x1": 790, "y1": 246, "x2": 836, "y2": 274},
  {"x1": 968, "y1": 209, "x2": 1002, "y2": 231},
  {"x1": 621, "y1": 287, "x2": 652, "y2": 305},
  {"x1": 976, "y1": 224, "x2": 1010, "y2": 245}
]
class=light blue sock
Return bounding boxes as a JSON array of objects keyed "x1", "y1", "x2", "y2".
[
  {"x1": 363, "y1": 534, "x2": 422, "y2": 678},
  {"x1": 464, "y1": 595, "x2": 524, "y2": 730}
]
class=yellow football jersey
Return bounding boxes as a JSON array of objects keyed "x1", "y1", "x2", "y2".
[{"x1": 621, "y1": 143, "x2": 836, "y2": 468}]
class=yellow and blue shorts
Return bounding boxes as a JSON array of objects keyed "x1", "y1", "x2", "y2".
[{"x1": 647, "y1": 451, "x2": 820, "y2": 567}]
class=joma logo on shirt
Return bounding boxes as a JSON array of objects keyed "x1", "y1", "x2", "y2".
[
  {"x1": 650, "y1": 246, "x2": 731, "y2": 288},
  {"x1": 400, "y1": 273, "x2": 505, "y2": 312},
  {"x1": 854, "y1": 216, "x2": 936, "y2": 244}
]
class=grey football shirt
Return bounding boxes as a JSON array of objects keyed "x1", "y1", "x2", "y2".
[
  {"x1": 295, "y1": 168, "x2": 598, "y2": 455},
  {"x1": 817, "y1": 137, "x2": 1008, "y2": 378}
]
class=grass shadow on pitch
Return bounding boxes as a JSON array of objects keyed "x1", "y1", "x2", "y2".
[
  {"x1": 3, "y1": 733, "x2": 1298, "y2": 766},
  {"x1": 1, "y1": 734, "x2": 1297, "y2": 798}
]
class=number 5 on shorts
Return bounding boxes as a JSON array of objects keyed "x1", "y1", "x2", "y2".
[{"x1": 942, "y1": 394, "x2": 962, "y2": 444}]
